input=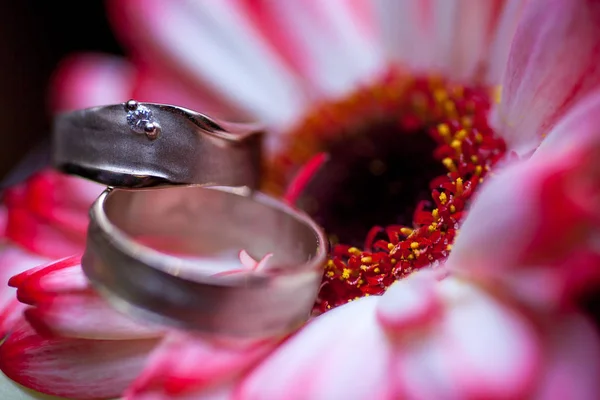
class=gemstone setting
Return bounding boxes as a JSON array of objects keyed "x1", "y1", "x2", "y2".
[{"x1": 126, "y1": 105, "x2": 155, "y2": 134}]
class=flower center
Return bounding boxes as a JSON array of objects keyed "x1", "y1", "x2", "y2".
[{"x1": 263, "y1": 69, "x2": 507, "y2": 313}]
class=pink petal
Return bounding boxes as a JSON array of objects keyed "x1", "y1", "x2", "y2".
[
  {"x1": 108, "y1": 0, "x2": 307, "y2": 127},
  {"x1": 0, "y1": 246, "x2": 50, "y2": 338},
  {"x1": 446, "y1": 0, "x2": 507, "y2": 82},
  {"x1": 371, "y1": 0, "x2": 513, "y2": 82},
  {"x1": 4, "y1": 206, "x2": 85, "y2": 259},
  {"x1": 393, "y1": 328, "x2": 460, "y2": 399},
  {"x1": 13, "y1": 256, "x2": 163, "y2": 340},
  {"x1": 493, "y1": 0, "x2": 600, "y2": 155},
  {"x1": 0, "y1": 298, "x2": 25, "y2": 341},
  {"x1": 283, "y1": 152, "x2": 329, "y2": 205},
  {"x1": 237, "y1": 250, "x2": 272, "y2": 271},
  {"x1": 484, "y1": 0, "x2": 528, "y2": 85},
  {"x1": 49, "y1": 53, "x2": 135, "y2": 113},
  {"x1": 447, "y1": 150, "x2": 594, "y2": 284},
  {"x1": 533, "y1": 313, "x2": 600, "y2": 399},
  {"x1": 131, "y1": 64, "x2": 237, "y2": 119},
  {"x1": 239, "y1": 297, "x2": 395, "y2": 399},
  {"x1": 0, "y1": 206, "x2": 7, "y2": 237},
  {"x1": 0, "y1": 318, "x2": 160, "y2": 400},
  {"x1": 241, "y1": 0, "x2": 383, "y2": 98},
  {"x1": 376, "y1": 269, "x2": 442, "y2": 331},
  {"x1": 127, "y1": 333, "x2": 277, "y2": 399},
  {"x1": 535, "y1": 90, "x2": 600, "y2": 157},
  {"x1": 7, "y1": 170, "x2": 103, "y2": 236},
  {"x1": 10, "y1": 255, "x2": 88, "y2": 295},
  {"x1": 438, "y1": 279, "x2": 541, "y2": 398},
  {"x1": 372, "y1": 0, "x2": 447, "y2": 72},
  {"x1": 24, "y1": 292, "x2": 164, "y2": 341}
]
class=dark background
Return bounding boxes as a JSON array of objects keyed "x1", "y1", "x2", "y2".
[{"x1": 0, "y1": 1, "x2": 121, "y2": 182}]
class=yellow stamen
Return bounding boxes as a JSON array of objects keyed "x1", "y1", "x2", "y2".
[
  {"x1": 439, "y1": 192, "x2": 448, "y2": 204},
  {"x1": 456, "y1": 178, "x2": 464, "y2": 195},
  {"x1": 433, "y1": 89, "x2": 448, "y2": 103},
  {"x1": 348, "y1": 247, "x2": 361, "y2": 256},
  {"x1": 437, "y1": 123, "x2": 451, "y2": 139},
  {"x1": 455, "y1": 129, "x2": 468, "y2": 140},
  {"x1": 450, "y1": 139, "x2": 462, "y2": 152},
  {"x1": 442, "y1": 157, "x2": 456, "y2": 172},
  {"x1": 400, "y1": 227, "x2": 413, "y2": 236}
]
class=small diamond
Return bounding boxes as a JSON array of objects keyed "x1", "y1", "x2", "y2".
[{"x1": 126, "y1": 105, "x2": 155, "y2": 133}]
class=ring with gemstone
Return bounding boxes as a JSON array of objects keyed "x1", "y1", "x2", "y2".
[
  {"x1": 82, "y1": 184, "x2": 328, "y2": 338},
  {"x1": 52, "y1": 100, "x2": 264, "y2": 188}
]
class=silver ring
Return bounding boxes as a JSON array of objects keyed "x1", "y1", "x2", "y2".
[
  {"x1": 52, "y1": 100, "x2": 263, "y2": 188},
  {"x1": 82, "y1": 185, "x2": 328, "y2": 338}
]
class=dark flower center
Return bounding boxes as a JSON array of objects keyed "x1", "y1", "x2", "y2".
[
  {"x1": 294, "y1": 121, "x2": 444, "y2": 248},
  {"x1": 264, "y1": 70, "x2": 507, "y2": 313}
]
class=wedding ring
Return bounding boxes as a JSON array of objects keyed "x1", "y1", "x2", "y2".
[
  {"x1": 52, "y1": 100, "x2": 263, "y2": 188},
  {"x1": 82, "y1": 185, "x2": 328, "y2": 338}
]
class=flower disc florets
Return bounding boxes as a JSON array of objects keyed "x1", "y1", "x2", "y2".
[{"x1": 264, "y1": 69, "x2": 507, "y2": 313}]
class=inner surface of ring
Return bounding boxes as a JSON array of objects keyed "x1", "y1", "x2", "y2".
[{"x1": 103, "y1": 186, "x2": 324, "y2": 278}]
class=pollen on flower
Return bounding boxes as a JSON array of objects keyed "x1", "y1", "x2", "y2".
[{"x1": 264, "y1": 69, "x2": 506, "y2": 313}]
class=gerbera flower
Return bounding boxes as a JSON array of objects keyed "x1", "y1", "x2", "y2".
[{"x1": 2, "y1": 0, "x2": 600, "y2": 398}]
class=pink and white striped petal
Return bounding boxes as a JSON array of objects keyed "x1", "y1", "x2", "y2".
[
  {"x1": 483, "y1": 0, "x2": 528, "y2": 85},
  {"x1": 493, "y1": 0, "x2": 600, "y2": 155},
  {"x1": 447, "y1": 149, "x2": 596, "y2": 287},
  {"x1": 11, "y1": 170, "x2": 103, "y2": 235},
  {"x1": 241, "y1": 0, "x2": 384, "y2": 98},
  {"x1": 3, "y1": 206, "x2": 85, "y2": 259},
  {"x1": 436, "y1": 278, "x2": 540, "y2": 398},
  {"x1": 371, "y1": 0, "x2": 514, "y2": 82},
  {"x1": 127, "y1": 333, "x2": 278, "y2": 399},
  {"x1": 238, "y1": 296, "x2": 393, "y2": 400},
  {"x1": 131, "y1": 64, "x2": 238, "y2": 120},
  {"x1": 0, "y1": 318, "x2": 160, "y2": 400},
  {"x1": 535, "y1": 90, "x2": 600, "y2": 159},
  {"x1": 12, "y1": 256, "x2": 164, "y2": 340},
  {"x1": 442, "y1": 0, "x2": 512, "y2": 83},
  {"x1": 50, "y1": 53, "x2": 135, "y2": 113},
  {"x1": 0, "y1": 246, "x2": 50, "y2": 338},
  {"x1": 108, "y1": 0, "x2": 308, "y2": 128}
]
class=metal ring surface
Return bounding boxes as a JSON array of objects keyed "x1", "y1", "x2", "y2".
[
  {"x1": 53, "y1": 101, "x2": 263, "y2": 188},
  {"x1": 82, "y1": 185, "x2": 328, "y2": 339}
]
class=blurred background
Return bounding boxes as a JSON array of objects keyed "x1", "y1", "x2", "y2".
[{"x1": 0, "y1": 2, "x2": 120, "y2": 184}]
